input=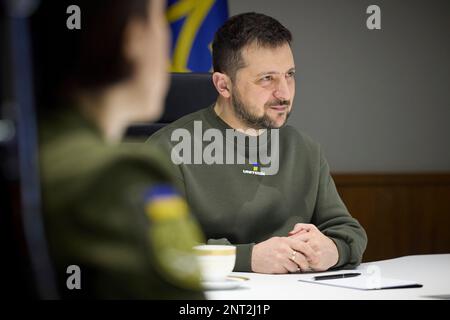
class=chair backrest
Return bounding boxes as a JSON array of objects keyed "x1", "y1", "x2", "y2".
[{"x1": 125, "y1": 72, "x2": 218, "y2": 138}]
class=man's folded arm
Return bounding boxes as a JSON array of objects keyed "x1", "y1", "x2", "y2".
[{"x1": 312, "y1": 148, "x2": 368, "y2": 269}]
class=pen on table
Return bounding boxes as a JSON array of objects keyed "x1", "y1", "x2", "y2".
[
  {"x1": 313, "y1": 272, "x2": 361, "y2": 281},
  {"x1": 228, "y1": 275, "x2": 250, "y2": 281}
]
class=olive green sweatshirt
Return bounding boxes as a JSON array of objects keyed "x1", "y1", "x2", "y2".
[{"x1": 147, "y1": 105, "x2": 367, "y2": 272}]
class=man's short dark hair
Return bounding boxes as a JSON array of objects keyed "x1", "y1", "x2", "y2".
[{"x1": 212, "y1": 12, "x2": 292, "y2": 79}]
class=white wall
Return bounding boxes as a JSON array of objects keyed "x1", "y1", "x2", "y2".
[{"x1": 228, "y1": 0, "x2": 450, "y2": 172}]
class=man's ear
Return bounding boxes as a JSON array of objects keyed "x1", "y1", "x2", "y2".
[{"x1": 212, "y1": 72, "x2": 231, "y2": 99}]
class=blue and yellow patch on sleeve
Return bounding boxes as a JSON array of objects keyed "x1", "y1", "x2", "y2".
[
  {"x1": 143, "y1": 184, "x2": 203, "y2": 289},
  {"x1": 144, "y1": 185, "x2": 188, "y2": 222}
]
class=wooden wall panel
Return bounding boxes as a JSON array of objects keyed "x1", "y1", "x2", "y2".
[{"x1": 332, "y1": 174, "x2": 450, "y2": 262}]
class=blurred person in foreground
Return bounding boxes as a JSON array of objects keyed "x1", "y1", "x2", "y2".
[{"x1": 33, "y1": 0, "x2": 204, "y2": 299}]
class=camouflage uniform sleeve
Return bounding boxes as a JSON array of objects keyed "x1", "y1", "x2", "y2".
[{"x1": 58, "y1": 156, "x2": 205, "y2": 299}]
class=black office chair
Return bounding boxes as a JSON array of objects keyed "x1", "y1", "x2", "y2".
[{"x1": 125, "y1": 72, "x2": 218, "y2": 138}]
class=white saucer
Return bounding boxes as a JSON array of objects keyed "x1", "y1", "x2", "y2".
[{"x1": 201, "y1": 277, "x2": 245, "y2": 290}]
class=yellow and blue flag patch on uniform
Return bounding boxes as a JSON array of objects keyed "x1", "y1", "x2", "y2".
[
  {"x1": 167, "y1": 0, "x2": 229, "y2": 72},
  {"x1": 143, "y1": 184, "x2": 204, "y2": 289},
  {"x1": 144, "y1": 184, "x2": 188, "y2": 221}
]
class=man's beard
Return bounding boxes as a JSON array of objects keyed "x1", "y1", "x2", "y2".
[{"x1": 231, "y1": 88, "x2": 291, "y2": 129}]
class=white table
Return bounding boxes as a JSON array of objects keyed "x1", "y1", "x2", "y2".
[{"x1": 206, "y1": 254, "x2": 450, "y2": 300}]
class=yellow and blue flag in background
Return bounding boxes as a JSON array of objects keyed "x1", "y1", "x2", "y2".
[{"x1": 167, "y1": 0, "x2": 229, "y2": 72}]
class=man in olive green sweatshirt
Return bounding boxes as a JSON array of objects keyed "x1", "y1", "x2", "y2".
[{"x1": 148, "y1": 12, "x2": 367, "y2": 274}]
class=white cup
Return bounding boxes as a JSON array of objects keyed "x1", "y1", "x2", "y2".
[{"x1": 193, "y1": 245, "x2": 236, "y2": 282}]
